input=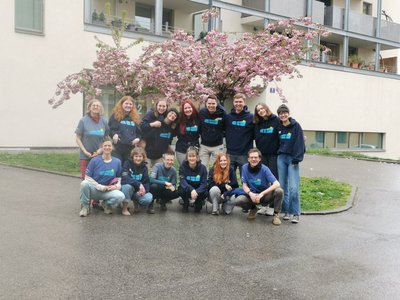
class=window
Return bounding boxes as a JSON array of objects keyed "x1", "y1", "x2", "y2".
[
  {"x1": 363, "y1": 2, "x2": 372, "y2": 16},
  {"x1": 15, "y1": 0, "x2": 43, "y2": 34}
]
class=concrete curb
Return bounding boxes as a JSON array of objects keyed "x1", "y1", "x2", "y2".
[{"x1": 0, "y1": 162, "x2": 356, "y2": 215}]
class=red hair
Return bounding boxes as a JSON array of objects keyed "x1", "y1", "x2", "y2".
[
  {"x1": 112, "y1": 96, "x2": 140, "y2": 124},
  {"x1": 213, "y1": 153, "x2": 231, "y2": 185},
  {"x1": 179, "y1": 99, "x2": 199, "y2": 135}
]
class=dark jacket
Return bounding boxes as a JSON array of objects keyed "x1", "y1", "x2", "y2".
[
  {"x1": 277, "y1": 118, "x2": 305, "y2": 164},
  {"x1": 198, "y1": 105, "x2": 226, "y2": 147},
  {"x1": 140, "y1": 109, "x2": 164, "y2": 140},
  {"x1": 176, "y1": 119, "x2": 200, "y2": 153},
  {"x1": 225, "y1": 107, "x2": 254, "y2": 155},
  {"x1": 121, "y1": 160, "x2": 150, "y2": 192},
  {"x1": 254, "y1": 114, "x2": 280, "y2": 155},
  {"x1": 179, "y1": 160, "x2": 208, "y2": 193},
  {"x1": 144, "y1": 121, "x2": 176, "y2": 160},
  {"x1": 207, "y1": 166, "x2": 239, "y2": 194},
  {"x1": 109, "y1": 114, "x2": 141, "y2": 145}
]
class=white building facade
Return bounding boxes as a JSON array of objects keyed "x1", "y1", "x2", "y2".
[{"x1": 1, "y1": 0, "x2": 399, "y2": 159}]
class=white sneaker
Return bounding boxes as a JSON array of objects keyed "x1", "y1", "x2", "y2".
[
  {"x1": 102, "y1": 203, "x2": 113, "y2": 214},
  {"x1": 283, "y1": 213, "x2": 290, "y2": 220},
  {"x1": 79, "y1": 206, "x2": 89, "y2": 217},
  {"x1": 291, "y1": 215, "x2": 299, "y2": 224}
]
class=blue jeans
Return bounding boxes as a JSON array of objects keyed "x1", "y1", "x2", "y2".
[
  {"x1": 80, "y1": 180, "x2": 125, "y2": 208},
  {"x1": 121, "y1": 184, "x2": 153, "y2": 206},
  {"x1": 277, "y1": 154, "x2": 301, "y2": 216}
]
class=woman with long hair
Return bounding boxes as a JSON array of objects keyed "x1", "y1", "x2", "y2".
[
  {"x1": 109, "y1": 96, "x2": 141, "y2": 164},
  {"x1": 207, "y1": 152, "x2": 239, "y2": 215},
  {"x1": 253, "y1": 102, "x2": 280, "y2": 179},
  {"x1": 175, "y1": 99, "x2": 200, "y2": 165},
  {"x1": 75, "y1": 99, "x2": 109, "y2": 179}
]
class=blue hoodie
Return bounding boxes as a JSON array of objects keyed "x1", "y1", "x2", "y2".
[
  {"x1": 198, "y1": 105, "x2": 226, "y2": 147},
  {"x1": 179, "y1": 160, "x2": 208, "y2": 194},
  {"x1": 225, "y1": 107, "x2": 254, "y2": 155},
  {"x1": 277, "y1": 118, "x2": 305, "y2": 164},
  {"x1": 254, "y1": 114, "x2": 280, "y2": 155},
  {"x1": 109, "y1": 114, "x2": 141, "y2": 145},
  {"x1": 176, "y1": 119, "x2": 200, "y2": 153},
  {"x1": 121, "y1": 160, "x2": 150, "y2": 192}
]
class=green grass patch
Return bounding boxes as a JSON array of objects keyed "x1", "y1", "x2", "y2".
[
  {"x1": 0, "y1": 152, "x2": 81, "y2": 177},
  {"x1": 0, "y1": 152, "x2": 352, "y2": 211},
  {"x1": 300, "y1": 176, "x2": 351, "y2": 211},
  {"x1": 307, "y1": 148, "x2": 400, "y2": 163}
]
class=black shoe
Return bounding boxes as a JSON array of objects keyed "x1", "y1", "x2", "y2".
[
  {"x1": 194, "y1": 207, "x2": 202, "y2": 213},
  {"x1": 242, "y1": 208, "x2": 249, "y2": 213},
  {"x1": 160, "y1": 203, "x2": 167, "y2": 211},
  {"x1": 182, "y1": 206, "x2": 189, "y2": 213}
]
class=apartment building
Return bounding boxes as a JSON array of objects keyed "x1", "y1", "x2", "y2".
[{"x1": 1, "y1": 0, "x2": 399, "y2": 159}]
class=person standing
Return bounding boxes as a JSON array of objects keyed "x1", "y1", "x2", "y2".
[
  {"x1": 198, "y1": 95, "x2": 226, "y2": 168},
  {"x1": 176, "y1": 99, "x2": 200, "y2": 165},
  {"x1": 276, "y1": 104, "x2": 305, "y2": 224},
  {"x1": 75, "y1": 99, "x2": 109, "y2": 179},
  {"x1": 108, "y1": 96, "x2": 141, "y2": 164},
  {"x1": 234, "y1": 148, "x2": 283, "y2": 225},
  {"x1": 225, "y1": 93, "x2": 254, "y2": 175},
  {"x1": 79, "y1": 138, "x2": 125, "y2": 217}
]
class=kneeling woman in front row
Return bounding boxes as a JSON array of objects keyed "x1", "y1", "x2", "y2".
[
  {"x1": 207, "y1": 152, "x2": 239, "y2": 215},
  {"x1": 79, "y1": 138, "x2": 125, "y2": 217},
  {"x1": 121, "y1": 147, "x2": 153, "y2": 216},
  {"x1": 178, "y1": 147, "x2": 208, "y2": 213}
]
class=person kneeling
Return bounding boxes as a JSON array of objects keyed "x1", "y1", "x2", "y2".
[
  {"x1": 121, "y1": 147, "x2": 154, "y2": 215},
  {"x1": 234, "y1": 148, "x2": 283, "y2": 225},
  {"x1": 150, "y1": 152, "x2": 179, "y2": 211},
  {"x1": 79, "y1": 138, "x2": 125, "y2": 217},
  {"x1": 178, "y1": 147, "x2": 208, "y2": 213}
]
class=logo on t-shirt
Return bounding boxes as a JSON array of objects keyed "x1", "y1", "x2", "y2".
[
  {"x1": 280, "y1": 132, "x2": 292, "y2": 140},
  {"x1": 159, "y1": 175, "x2": 171, "y2": 182},
  {"x1": 260, "y1": 127, "x2": 274, "y2": 134},
  {"x1": 204, "y1": 119, "x2": 220, "y2": 125},
  {"x1": 88, "y1": 128, "x2": 105, "y2": 136},
  {"x1": 249, "y1": 178, "x2": 262, "y2": 186},
  {"x1": 99, "y1": 168, "x2": 115, "y2": 176},
  {"x1": 232, "y1": 120, "x2": 246, "y2": 127},
  {"x1": 186, "y1": 125, "x2": 198, "y2": 132},
  {"x1": 160, "y1": 132, "x2": 171, "y2": 139},
  {"x1": 120, "y1": 120, "x2": 136, "y2": 127},
  {"x1": 186, "y1": 175, "x2": 201, "y2": 182},
  {"x1": 130, "y1": 173, "x2": 143, "y2": 181}
]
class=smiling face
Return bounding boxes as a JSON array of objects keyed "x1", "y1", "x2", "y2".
[
  {"x1": 233, "y1": 97, "x2": 245, "y2": 113},
  {"x1": 89, "y1": 100, "x2": 102, "y2": 115},
  {"x1": 133, "y1": 153, "x2": 144, "y2": 165},
  {"x1": 206, "y1": 98, "x2": 217, "y2": 113},
  {"x1": 102, "y1": 140, "x2": 113, "y2": 154},
  {"x1": 219, "y1": 155, "x2": 228, "y2": 169},
  {"x1": 156, "y1": 100, "x2": 167, "y2": 115},
  {"x1": 166, "y1": 111, "x2": 178, "y2": 122},
  {"x1": 122, "y1": 99, "x2": 134, "y2": 113},
  {"x1": 248, "y1": 151, "x2": 261, "y2": 167},
  {"x1": 256, "y1": 105, "x2": 267, "y2": 118},
  {"x1": 183, "y1": 103, "x2": 193, "y2": 117},
  {"x1": 163, "y1": 154, "x2": 175, "y2": 169},
  {"x1": 278, "y1": 111, "x2": 290, "y2": 124}
]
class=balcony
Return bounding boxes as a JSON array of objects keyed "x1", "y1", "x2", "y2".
[
  {"x1": 241, "y1": 0, "x2": 324, "y2": 28},
  {"x1": 84, "y1": 0, "x2": 207, "y2": 38},
  {"x1": 324, "y1": 5, "x2": 400, "y2": 43}
]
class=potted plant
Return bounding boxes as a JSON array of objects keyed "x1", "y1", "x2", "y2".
[
  {"x1": 92, "y1": 10, "x2": 99, "y2": 23},
  {"x1": 348, "y1": 54, "x2": 363, "y2": 68}
]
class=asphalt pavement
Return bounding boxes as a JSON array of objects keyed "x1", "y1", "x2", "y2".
[{"x1": 1, "y1": 155, "x2": 400, "y2": 300}]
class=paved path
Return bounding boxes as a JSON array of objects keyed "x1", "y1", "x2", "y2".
[{"x1": 1, "y1": 155, "x2": 400, "y2": 299}]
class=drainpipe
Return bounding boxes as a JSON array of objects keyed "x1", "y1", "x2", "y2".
[
  {"x1": 343, "y1": 0, "x2": 350, "y2": 66},
  {"x1": 264, "y1": 0, "x2": 270, "y2": 28},
  {"x1": 208, "y1": 0, "x2": 213, "y2": 32},
  {"x1": 155, "y1": 0, "x2": 163, "y2": 35},
  {"x1": 375, "y1": 0, "x2": 382, "y2": 71}
]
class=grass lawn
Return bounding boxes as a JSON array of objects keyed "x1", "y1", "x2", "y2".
[{"x1": 0, "y1": 151, "x2": 352, "y2": 211}]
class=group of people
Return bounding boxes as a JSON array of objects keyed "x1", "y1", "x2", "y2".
[{"x1": 75, "y1": 93, "x2": 305, "y2": 225}]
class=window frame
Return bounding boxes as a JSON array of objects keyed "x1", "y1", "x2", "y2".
[{"x1": 15, "y1": 0, "x2": 44, "y2": 35}]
